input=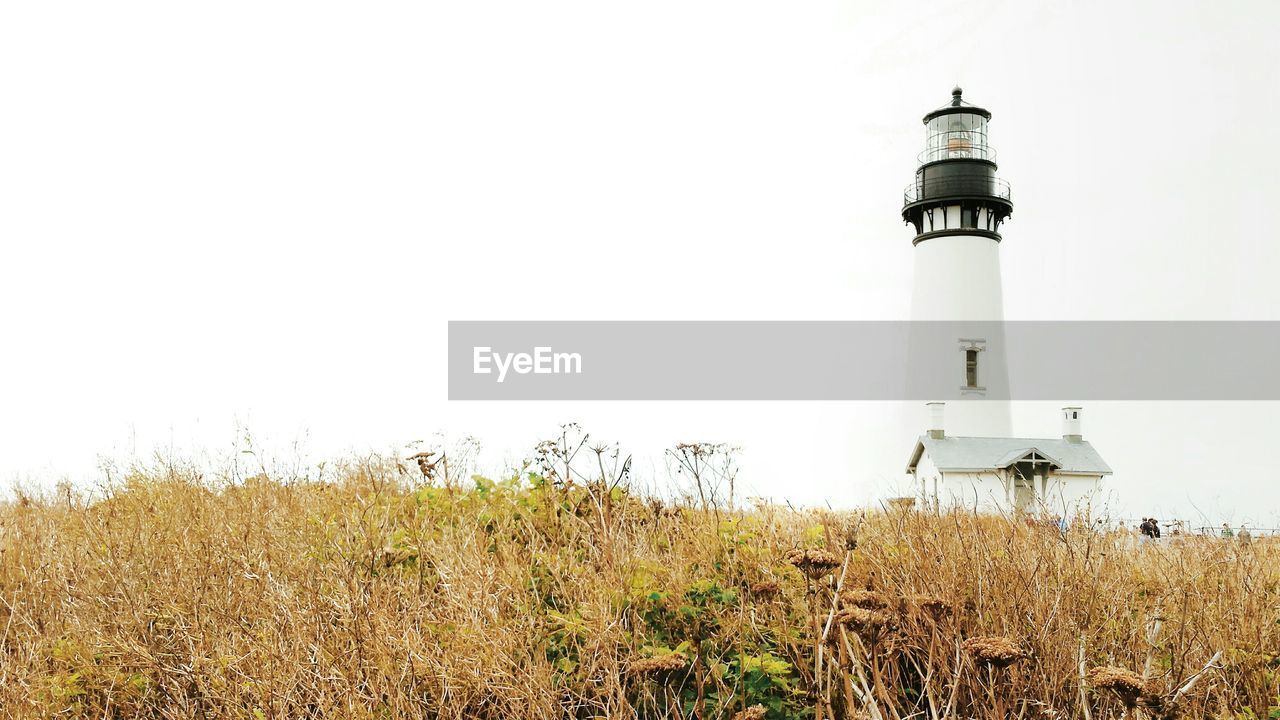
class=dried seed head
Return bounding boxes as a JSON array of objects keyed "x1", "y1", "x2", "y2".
[
  {"x1": 629, "y1": 652, "x2": 688, "y2": 677},
  {"x1": 749, "y1": 580, "x2": 781, "y2": 598},
  {"x1": 841, "y1": 589, "x2": 890, "y2": 610},
  {"x1": 731, "y1": 705, "x2": 767, "y2": 720},
  {"x1": 836, "y1": 607, "x2": 897, "y2": 641},
  {"x1": 962, "y1": 636, "x2": 1027, "y2": 668},
  {"x1": 407, "y1": 451, "x2": 440, "y2": 480},
  {"x1": 786, "y1": 548, "x2": 841, "y2": 578},
  {"x1": 1087, "y1": 666, "x2": 1152, "y2": 708},
  {"x1": 913, "y1": 595, "x2": 955, "y2": 621}
]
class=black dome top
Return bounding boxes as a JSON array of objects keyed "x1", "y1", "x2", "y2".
[{"x1": 922, "y1": 87, "x2": 992, "y2": 124}]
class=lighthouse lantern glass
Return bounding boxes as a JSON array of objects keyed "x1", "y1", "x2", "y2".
[{"x1": 924, "y1": 113, "x2": 991, "y2": 163}]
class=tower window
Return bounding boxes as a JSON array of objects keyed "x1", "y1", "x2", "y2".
[
  {"x1": 965, "y1": 349, "x2": 979, "y2": 388},
  {"x1": 958, "y1": 338, "x2": 987, "y2": 393},
  {"x1": 961, "y1": 207, "x2": 976, "y2": 229}
]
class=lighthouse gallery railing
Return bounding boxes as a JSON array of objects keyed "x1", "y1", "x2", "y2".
[{"x1": 903, "y1": 176, "x2": 1012, "y2": 206}]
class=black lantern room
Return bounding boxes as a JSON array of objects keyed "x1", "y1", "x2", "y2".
[{"x1": 902, "y1": 87, "x2": 1013, "y2": 245}]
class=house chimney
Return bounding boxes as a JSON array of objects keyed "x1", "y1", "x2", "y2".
[
  {"x1": 927, "y1": 402, "x2": 945, "y2": 439},
  {"x1": 1062, "y1": 406, "x2": 1082, "y2": 442}
]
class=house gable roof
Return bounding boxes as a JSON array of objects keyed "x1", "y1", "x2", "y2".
[
  {"x1": 906, "y1": 435, "x2": 1112, "y2": 475},
  {"x1": 991, "y1": 447, "x2": 1061, "y2": 468}
]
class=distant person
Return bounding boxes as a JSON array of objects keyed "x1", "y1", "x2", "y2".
[
  {"x1": 1151, "y1": 518, "x2": 1161, "y2": 539},
  {"x1": 1221, "y1": 523, "x2": 1234, "y2": 538},
  {"x1": 1139, "y1": 518, "x2": 1154, "y2": 539},
  {"x1": 1238, "y1": 527, "x2": 1252, "y2": 543}
]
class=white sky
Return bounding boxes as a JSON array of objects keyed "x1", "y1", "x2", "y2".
[{"x1": 2, "y1": 0, "x2": 1278, "y2": 524}]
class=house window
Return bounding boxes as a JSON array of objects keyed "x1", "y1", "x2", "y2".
[{"x1": 965, "y1": 349, "x2": 979, "y2": 388}]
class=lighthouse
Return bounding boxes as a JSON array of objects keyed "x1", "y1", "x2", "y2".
[
  {"x1": 896, "y1": 89, "x2": 1112, "y2": 515},
  {"x1": 903, "y1": 87, "x2": 1013, "y2": 437}
]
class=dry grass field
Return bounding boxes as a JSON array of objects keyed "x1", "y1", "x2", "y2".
[{"x1": 0, "y1": 437, "x2": 1276, "y2": 719}]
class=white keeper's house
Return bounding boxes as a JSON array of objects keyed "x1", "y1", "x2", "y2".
[
  {"x1": 897, "y1": 89, "x2": 1112, "y2": 514},
  {"x1": 906, "y1": 403, "x2": 1111, "y2": 514}
]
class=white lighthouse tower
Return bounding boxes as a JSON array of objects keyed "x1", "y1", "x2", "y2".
[{"x1": 903, "y1": 88, "x2": 1013, "y2": 437}]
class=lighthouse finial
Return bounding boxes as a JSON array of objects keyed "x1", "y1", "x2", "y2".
[{"x1": 951, "y1": 86, "x2": 963, "y2": 105}]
